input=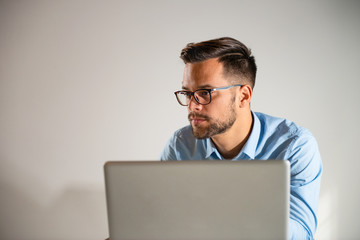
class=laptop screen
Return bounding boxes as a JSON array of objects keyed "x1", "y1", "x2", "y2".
[{"x1": 104, "y1": 160, "x2": 289, "y2": 240}]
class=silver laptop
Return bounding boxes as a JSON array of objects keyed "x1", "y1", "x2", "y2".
[{"x1": 104, "y1": 160, "x2": 290, "y2": 240}]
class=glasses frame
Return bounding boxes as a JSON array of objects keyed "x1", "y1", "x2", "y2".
[{"x1": 174, "y1": 84, "x2": 242, "y2": 106}]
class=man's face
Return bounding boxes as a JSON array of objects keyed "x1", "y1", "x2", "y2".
[{"x1": 182, "y1": 58, "x2": 238, "y2": 139}]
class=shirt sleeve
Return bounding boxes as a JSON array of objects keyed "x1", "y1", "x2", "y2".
[{"x1": 286, "y1": 132, "x2": 323, "y2": 240}]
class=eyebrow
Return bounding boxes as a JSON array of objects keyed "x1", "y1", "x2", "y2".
[{"x1": 182, "y1": 84, "x2": 214, "y2": 90}]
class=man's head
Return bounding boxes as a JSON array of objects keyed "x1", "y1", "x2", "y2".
[{"x1": 177, "y1": 37, "x2": 256, "y2": 140}]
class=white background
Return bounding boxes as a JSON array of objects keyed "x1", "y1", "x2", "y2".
[{"x1": 1, "y1": 1, "x2": 359, "y2": 239}]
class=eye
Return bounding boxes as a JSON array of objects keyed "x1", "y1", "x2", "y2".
[
  {"x1": 182, "y1": 91, "x2": 192, "y2": 97},
  {"x1": 177, "y1": 91, "x2": 192, "y2": 98},
  {"x1": 197, "y1": 90, "x2": 210, "y2": 96}
]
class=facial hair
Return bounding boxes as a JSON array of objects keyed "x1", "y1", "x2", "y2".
[{"x1": 188, "y1": 97, "x2": 237, "y2": 139}]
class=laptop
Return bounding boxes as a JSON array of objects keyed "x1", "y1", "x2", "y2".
[{"x1": 104, "y1": 160, "x2": 290, "y2": 240}]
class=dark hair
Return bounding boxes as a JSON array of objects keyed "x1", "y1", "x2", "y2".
[{"x1": 180, "y1": 37, "x2": 257, "y2": 88}]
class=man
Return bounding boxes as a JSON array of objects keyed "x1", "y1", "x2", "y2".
[{"x1": 160, "y1": 37, "x2": 322, "y2": 239}]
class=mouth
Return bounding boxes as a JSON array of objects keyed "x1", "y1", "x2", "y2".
[
  {"x1": 191, "y1": 118, "x2": 206, "y2": 125},
  {"x1": 188, "y1": 113, "x2": 209, "y2": 125}
]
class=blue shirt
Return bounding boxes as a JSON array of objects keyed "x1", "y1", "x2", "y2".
[{"x1": 160, "y1": 112, "x2": 322, "y2": 240}]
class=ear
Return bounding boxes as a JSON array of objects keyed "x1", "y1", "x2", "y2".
[{"x1": 238, "y1": 85, "x2": 253, "y2": 108}]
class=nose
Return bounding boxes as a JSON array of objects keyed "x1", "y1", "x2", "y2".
[{"x1": 188, "y1": 95, "x2": 202, "y2": 112}]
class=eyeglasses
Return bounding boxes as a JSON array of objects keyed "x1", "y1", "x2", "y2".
[{"x1": 174, "y1": 84, "x2": 242, "y2": 106}]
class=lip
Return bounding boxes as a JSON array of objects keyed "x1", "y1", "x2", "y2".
[{"x1": 191, "y1": 118, "x2": 206, "y2": 125}]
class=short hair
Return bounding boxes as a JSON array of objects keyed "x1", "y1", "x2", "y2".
[{"x1": 180, "y1": 37, "x2": 257, "y2": 88}]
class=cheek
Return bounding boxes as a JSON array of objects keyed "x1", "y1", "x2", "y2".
[
  {"x1": 207, "y1": 105, "x2": 225, "y2": 120},
  {"x1": 212, "y1": 98, "x2": 236, "y2": 118}
]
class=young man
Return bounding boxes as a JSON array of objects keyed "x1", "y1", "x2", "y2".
[{"x1": 160, "y1": 37, "x2": 322, "y2": 239}]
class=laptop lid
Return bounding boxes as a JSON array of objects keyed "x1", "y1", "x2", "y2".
[{"x1": 104, "y1": 160, "x2": 290, "y2": 240}]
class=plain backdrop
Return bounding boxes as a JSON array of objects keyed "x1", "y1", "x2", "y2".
[{"x1": 1, "y1": 1, "x2": 359, "y2": 239}]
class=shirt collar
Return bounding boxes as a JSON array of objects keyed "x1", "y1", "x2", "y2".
[
  {"x1": 204, "y1": 111, "x2": 261, "y2": 160},
  {"x1": 239, "y1": 111, "x2": 260, "y2": 159},
  {"x1": 205, "y1": 138, "x2": 219, "y2": 159}
]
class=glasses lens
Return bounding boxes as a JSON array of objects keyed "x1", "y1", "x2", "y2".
[
  {"x1": 194, "y1": 90, "x2": 211, "y2": 105},
  {"x1": 176, "y1": 91, "x2": 189, "y2": 106}
]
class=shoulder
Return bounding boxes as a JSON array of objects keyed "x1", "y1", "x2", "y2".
[
  {"x1": 255, "y1": 112, "x2": 303, "y2": 133},
  {"x1": 255, "y1": 112, "x2": 313, "y2": 141},
  {"x1": 160, "y1": 125, "x2": 200, "y2": 160},
  {"x1": 254, "y1": 112, "x2": 319, "y2": 159},
  {"x1": 169, "y1": 125, "x2": 194, "y2": 144},
  {"x1": 255, "y1": 112, "x2": 322, "y2": 173}
]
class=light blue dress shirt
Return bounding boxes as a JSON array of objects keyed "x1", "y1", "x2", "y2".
[{"x1": 160, "y1": 111, "x2": 322, "y2": 240}]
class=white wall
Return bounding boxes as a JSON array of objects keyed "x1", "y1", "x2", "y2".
[{"x1": 1, "y1": 1, "x2": 359, "y2": 239}]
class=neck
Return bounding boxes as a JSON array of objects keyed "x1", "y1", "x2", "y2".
[{"x1": 210, "y1": 109, "x2": 253, "y2": 159}]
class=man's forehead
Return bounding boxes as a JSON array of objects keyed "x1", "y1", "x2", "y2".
[
  {"x1": 182, "y1": 58, "x2": 226, "y2": 89},
  {"x1": 184, "y1": 58, "x2": 222, "y2": 73}
]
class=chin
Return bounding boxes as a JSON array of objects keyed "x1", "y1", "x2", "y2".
[{"x1": 191, "y1": 126, "x2": 210, "y2": 139}]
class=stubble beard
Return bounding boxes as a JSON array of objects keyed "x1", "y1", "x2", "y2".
[{"x1": 189, "y1": 100, "x2": 237, "y2": 139}]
